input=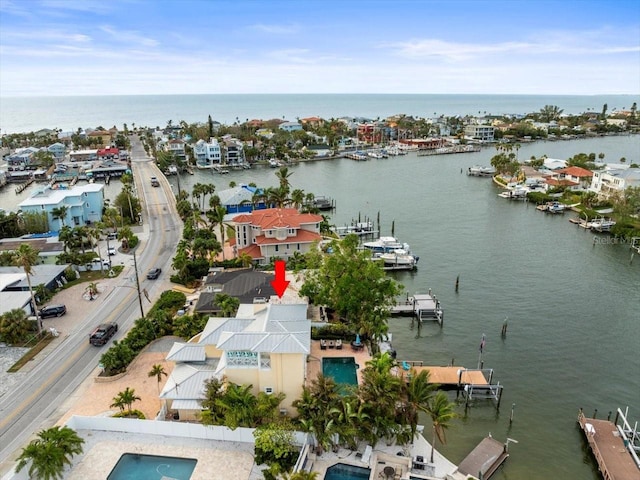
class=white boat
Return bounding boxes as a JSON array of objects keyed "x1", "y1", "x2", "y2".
[
  {"x1": 167, "y1": 165, "x2": 178, "y2": 175},
  {"x1": 590, "y1": 217, "x2": 616, "y2": 232},
  {"x1": 377, "y1": 249, "x2": 419, "y2": 270},
  {"x1": 268, "y1": 159, "x2": 282, "y2": 168},
  {"x1": 362, "y1": 236, "x2": 407, "y2": 253},
  {"x1": 546, "y1": 202, "x2": 566, "y2": 214},
  {"x1": 498, "y1": 186, "x2": 527, "y2": 200},
  {"x1": 467, "y1": 165, "x2": 496, "y2": 177}
]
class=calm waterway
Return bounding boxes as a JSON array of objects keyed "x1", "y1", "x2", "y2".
[
  {"x1": 161, "y1": 136, "x2": 638, "y2": 480},
  {"x1": 1, "y1": 120, "x2": 638, "y2": 477}
]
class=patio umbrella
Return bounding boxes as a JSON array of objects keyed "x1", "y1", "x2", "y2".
[{"x1": 355, "y1": 334, "x2": 361, "y2": 345}]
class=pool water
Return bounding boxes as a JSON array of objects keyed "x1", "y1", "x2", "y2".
[
  {"x1": 322, "y1": 357, "x2": 358, "y2": 386},
  {"x1": 324, "y1": 463, "x2": 371, "y2": 480},
  {"x1": 107, "y1": 453, "x2": 197, "y2": 480}
]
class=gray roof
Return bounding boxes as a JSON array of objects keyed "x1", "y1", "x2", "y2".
[
  {"x1": 159, "y1": 362, "x2": 219, "y2": 401},
  {"x1": 166, "y1": 342, "x2": 207, "y2": 362},
  {"x1": 0, "y1": 265, "x2": 68, "y2": 289},
  {"x1": 199, "y1": 303, "x2": 310, "y2": 354},
  {"x1": 0, "y1": 291, "x2": 31, "y2": 315},
  {"x1": 217, "y1": 185, "x2": 259, "y2": 206},
  {"x1": 195, "y1": 269, "x2": 276, "y2": 313}
]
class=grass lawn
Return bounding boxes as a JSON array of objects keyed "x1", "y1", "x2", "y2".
[{"x1": 61, "y1": 265, "x2": 124, "y2": 289}]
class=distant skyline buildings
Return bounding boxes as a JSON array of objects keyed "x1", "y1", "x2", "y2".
[{"x1": 0, "y1": 0, "x2": 638, "y2": 97}]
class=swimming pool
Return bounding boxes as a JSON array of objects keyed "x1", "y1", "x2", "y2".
[
  {"x1": 107, "y1": 453, "x2": 197, "y2": 480},
  {"x1": 322, "y1": 357, "x2": 358, "y2": 386},
  {"x1": 324, "y1": 463, "x2": 371, "y2": 480}
]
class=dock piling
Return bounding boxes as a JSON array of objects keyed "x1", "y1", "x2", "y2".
[
  {"x1": 510, "y1": 403, "x2": 516, "y2": 424},
  {"x1": 455, "y1": 275, "x2": 459, "y2": 292}
]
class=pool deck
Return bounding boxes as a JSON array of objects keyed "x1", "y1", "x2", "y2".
[
  {"x1": 65, "y1": 430, "x2": 263, "y2": 480},
  {"x1": 307, "y1": 339, "x2": 372, "y2": 388}
]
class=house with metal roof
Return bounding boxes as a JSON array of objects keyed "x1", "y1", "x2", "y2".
[
  {"x1": 194, "y1": 268, "x2": 276, "y2": 314},
  {"x1": 217, "y1": 184, "x2": 269, "y2": 216},
  {"x1": 160, "y1": 302, "x2": 310, "y2": 421}
]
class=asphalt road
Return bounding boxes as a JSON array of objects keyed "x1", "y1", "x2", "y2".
[{"x1": 0, "y1": 136, "x2": 181, "y2": 473}]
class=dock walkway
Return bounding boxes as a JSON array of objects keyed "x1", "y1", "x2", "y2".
[
  {"x1": 578, "y1": 409, "x2": 640, "y2": 480},
  {"x1": 391, "y1": 291, "x2": 443, "y2": 325}
]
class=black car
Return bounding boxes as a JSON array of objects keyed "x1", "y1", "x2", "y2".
[
  {"x1": 147, "y1": 268, "x2": 162, "y2": 279},
  {"x1": 39, "y1": 304, "x2": 67, "y2": 318},
  {"x1": 89, "y1": 322, "x2": 118, "y2": 346}
]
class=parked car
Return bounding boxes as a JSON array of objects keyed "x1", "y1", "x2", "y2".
[
  {"x1": 90, "y1": 258, "x2": 111, "y2": 269},
  {"x1": 146, "y1": 268, "x2": 162, "y2": 279},
  {"x1": 107, "y1": 247, "x2": 117, "y2": 256},
  {"x1": 89, "y1": 322, "x2": 118, "y2": 346},
  {"x1": 39, "y1": 304, "x2": 67, "y2": 318},
  {"x1": 107, "y1": 232, "x2": 118, "y2": 240}
]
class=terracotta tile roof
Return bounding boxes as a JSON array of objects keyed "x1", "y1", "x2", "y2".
[
  {"x1": 254, "y1": 229, "x2": 321, "y2": 245},
  {"x1": 546, "y1": 178, "x2": 579, "y2": 186},
  {"x1": 556, "y1": 166, "x2": 593, "y2": 177},
  {"x1": 237, "y1": 244, "x2": 263, "y2": 260},
  {"x1": 232, "y1": 208, "x2": 323, "y2": 229}
]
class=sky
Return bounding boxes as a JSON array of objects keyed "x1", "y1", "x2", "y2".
[{"x1": 0, "y1": 0, "x2": 639, "y2": 97}]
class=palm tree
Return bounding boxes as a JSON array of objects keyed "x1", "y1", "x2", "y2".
[
  {"x1": 403, "y1": 369, "x2": 436, "y2": 439},
  {"x1": 85, "y1": 282, "x2": 99, "y2": 300},
  {"x1": 148, "y1": 364, "x2": 167, "y2": 393},
  {"x1": 427, "y1": 391, "x2": 457, "y2": 463},
  {"x1": 0, "y1": 308, "x2": 33, "y2": 345},
  {"x1": 111, "y1": 387, "x2": 141, "y2": 413},
  {"x1": 207, "y1": 205, "x2": 230, "y2": 260},
  {"x1": 14, "y1": 244, "x2": 41, "y2": 334},
  {"x1": 214, "y1": 293, "x2": 240, "y2": 317},
  {"x1": 16, "y1": 426, "x2": 84, "y2": 480},
  {"x1": 51, "y1": 205, "x2": 69, "y2": 230}
]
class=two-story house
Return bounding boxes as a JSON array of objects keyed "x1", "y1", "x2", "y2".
[
  {"x1": 548, "y1": 166, "x2": 594, "y2": 191},
  {"x1": 232, "y1": 208, "x2": 323, "y2": 265},
  {"x1": 19, "y1": 183, "x2": 104, "y2": 230},
  {"x1": 160, "y1": 302, "x2": 310, "y2": 421},
  {"x1": 6, "y1": 147, "x2": 39, "y2": 167},
  {"x1": 47, "y1": 142, "x2": 67, "y2": 161},
  {"x1": 278, "y1": 121, "x2": 303, "y2": 133},
  {"x1": 590, "y1": 167, "x2": 640, "y2": 199},
  {"x1": 166, "y1": 138, "x2": 187, "y2": 162},
  {"x1": 463, "y1": 124, "x2": 495, "y2": 142},
  {"x1": 192, "y1": 138, "x2": 222, "y2": 169},
  {"x1": 222, "y1": 137, "x2": 245, "y2": 166},
  {"x1": 217, "y1": 184, "x2": 269, "y2": 215}
]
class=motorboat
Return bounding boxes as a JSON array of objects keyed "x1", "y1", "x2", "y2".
[
  {"x1": 590, "y1": 217, "x2": 616, "y2": 232},
  {"x1": 467, "y1": 165, "x2": 496, "y2": 177},
  {"x1": 362, "y1": 236, "x2": 407, "y2": 253},
  {"x1": 376, "y1": 249, "x2": 419, "y2": 270}
]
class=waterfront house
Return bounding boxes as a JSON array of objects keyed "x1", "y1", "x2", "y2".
[
  {"x1": 192, "y1": 138, "x2": 222, "y2": 169},
  {"x1": 550, "y1": 166, "x2": 594, "y2": 191},
  {"x1": 96, "y1": 147, "x2": 120, "y2": 161},
  {"x1": 47, "y1": 143, "x2": 67, "y2": 160},
  {"x1": 231, "y1": 208, "x2": 323, "y2": 266},
  {"x1": 166, "y1": 138, "x2": 187, "y2": 162},
  {"x1": 160, "y1": 302, "x2": 310, "y2": 420},
  {"x1": 194, "y1": 268, "x2": 276, "y2": 314},
  {"x1": 463, "y1": 124, "x2": 495, "y2": 142},
  {"x1": 217, "y1": 184, "x2": 269, "y2": 215},
  {"x1": 19, "y1": 183, "x2": 104, "y2": 230},
  {"x1": 69, "y1": 149, "x2": 98, "y2": 162},
  {"x1": 222, "y1": 137, "x2": 245, "y2": 166},
  {"x1": 590, "y1": 167, "x2": 640, "y2": 199},
  {"x1": 6, "y1": 147, "x2": 39, "y2": 167}
]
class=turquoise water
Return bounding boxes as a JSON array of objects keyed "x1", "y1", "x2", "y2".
[
  {"x1": 107, "y1": 453, "x2": 197, "y2": 480},
  {"x1": 323, "y1": 357, "x2": 358, "y2": 386},
  {"x1": 324, "y1": 463, "x2": 371, "y2": 480}
]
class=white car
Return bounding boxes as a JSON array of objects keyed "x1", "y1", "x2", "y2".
[{"x1": 107, "y1": 247, "x2": 117, "y2": 256}]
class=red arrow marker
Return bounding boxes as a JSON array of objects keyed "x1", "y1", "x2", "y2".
[{"x1": 270, "y1": 260, "x2": 290, "y2": 298}]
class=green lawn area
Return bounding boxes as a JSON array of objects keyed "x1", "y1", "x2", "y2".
[{"x1": 61, "y1": 265, "x2": 124, "y2": 289}]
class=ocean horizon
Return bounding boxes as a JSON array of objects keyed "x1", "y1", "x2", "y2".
[{"x1": 1, "y1": 93, "x2": 638, "y2": 135}]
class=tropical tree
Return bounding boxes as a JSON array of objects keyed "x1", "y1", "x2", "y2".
[
  {"x1": 207, "y1": 205, "x2": 231, "y2": 260},
  {"x1": 16, "y1": 426, "x2": 84, "y2": 480},
  {"x1": 51, "y1": 205, "x2": 69, "y2": 230},
  {"x1": 427, "y1": 391, "x2": 457, "y2": 463},
  {"x1": 14, "y1": 244, "x2": 41, "y2": 334},
  {"x1": 214, "y1": 293, "x2": 240, "y2": 317},
  {"x1": 0, "y1": 308, "x2": 33, "y2": 344},
  {"x1": 401, "y1": 369, "x2": 436, "y2": 440},
  {"x1": 110, "y1": 387, "x2": 141, "y2": 413},
  {"x1": 148, "y1": 364, "x2": 167, "y2": 393},
  {"x1": 85, "y1": 282, "x2": 99, "y2": 300}
]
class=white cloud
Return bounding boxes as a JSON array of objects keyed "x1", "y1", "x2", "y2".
[
  {"x1": 99, "y1": 25, "x2": 159, "y2": 48},
  {"x1": 247, "y1": 23, "x2": 300, "y2": 35}
]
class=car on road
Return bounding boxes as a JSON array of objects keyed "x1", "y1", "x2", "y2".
[
  {"x1": 38, "y1": 304, "x2": 67, "y2": 318},
  {"x1": 107, "y1": 247, "x2": 117, "y2": 256},
  {"x1": 150, "y1": 176, "x2": 160, "y2": 187},
  {"x1": 146, "y1": 268, "x2": 162, "y2": 280},
  {"x1": 107, "y1": 232, "x2": 118, "y2": 240},
  {"x1": 89, "y1": 322, "x2": 118, "y2": 346}
]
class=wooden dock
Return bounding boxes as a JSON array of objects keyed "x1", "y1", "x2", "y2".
[
  {"x1": 396, "y1": 362, "x2": 504, "y2": 408},
  {"x1": 578, "y1": 409, "x2": 640, "y2": 480},
  {"x1": 457, "y1": 436, "x2": 509, "y2": 479},
  {"x1": 391, "y1": 291, "x2": 443, "y2": 325}
]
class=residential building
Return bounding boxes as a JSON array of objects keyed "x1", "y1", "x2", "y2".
[
  {"x1": 278, "y1": 121, "x2": 303, "y2": 132},
  {"x1": 192, "y1": 138, "x2": 222, "y2": 169},
  {"x1": 47, "y1": 143, "x2": 67, "y2": 160},
  {"x1": 166, "y1": 138, "x2": 187, "y2": 162},
  {"x1": 69, "y1": 149, "x2": 98, "y2": 162},
  {"x1": 217, "y1": 184, "x2": 269, "y2": 215},
  {"x1": 19, "y1": 183, "x2": 104, "y2": 230},
  {"x1": 464, "y1": 124, "x2": 495, "y2": 142},
  {"x1": 222, "y1": 138, "x2": 244, "y2": 166},
  {"x1": 232, "y1": 208, "x2": 323, "y2": 265},
  {"x1": 0, "y1": 264, "x2": 70, "y2": 316},
  {"x1": 6, "y1": 147, "x2": 39, "y2": 167},
  {"x1": 194, "y1": 268, "x2": 276, "y2": 314},
  {"x1": 160, "y1": 302, "x2": 310, "y2": 420},
  {"x1": 97, "y1": 147, "x2": 120, "y2": 161},
  {"x1": 551, "y1": 166, "x2": 594, "y2": 191},
  {"x1": 590, "y1": 167, "x2": 640, "y2": 198}
]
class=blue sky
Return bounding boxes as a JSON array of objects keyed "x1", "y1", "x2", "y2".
[{"x1": 0, "y1": 0, "x2": 638, "y2": 96}]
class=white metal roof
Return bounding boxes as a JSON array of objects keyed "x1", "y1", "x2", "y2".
[{"x1": 166, "y1": 342, "x2": 207, "y2": 362}]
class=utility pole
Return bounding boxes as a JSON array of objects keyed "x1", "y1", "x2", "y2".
[{"x1": 132, "y1": 249, "x2": 145, "y2": 319}]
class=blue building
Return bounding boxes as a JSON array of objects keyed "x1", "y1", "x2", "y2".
[
  {"x1": 19, "y1": 183, "x2": 104, "y2": 231},
  {"x1": 217, "y1": 184, "x2": 269, "y2": 216}
]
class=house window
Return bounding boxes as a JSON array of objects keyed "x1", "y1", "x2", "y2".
[
  {"x1": 260, "y1": 353, "x2": 271, "y2": 369},
  {"x1": 275, "y1": 245, "x2": 279, "y2": 252},
  {"x1": 227, "y1": 350, "x2": 258, "y2": 367}
]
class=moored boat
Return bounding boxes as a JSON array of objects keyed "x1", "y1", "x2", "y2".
[
  {"x1": 362, "y1": 236, "x2": 407, "y2": 253},
  {"x1": 467, "y1": 165, "x2": 496, "y2": 177}
]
